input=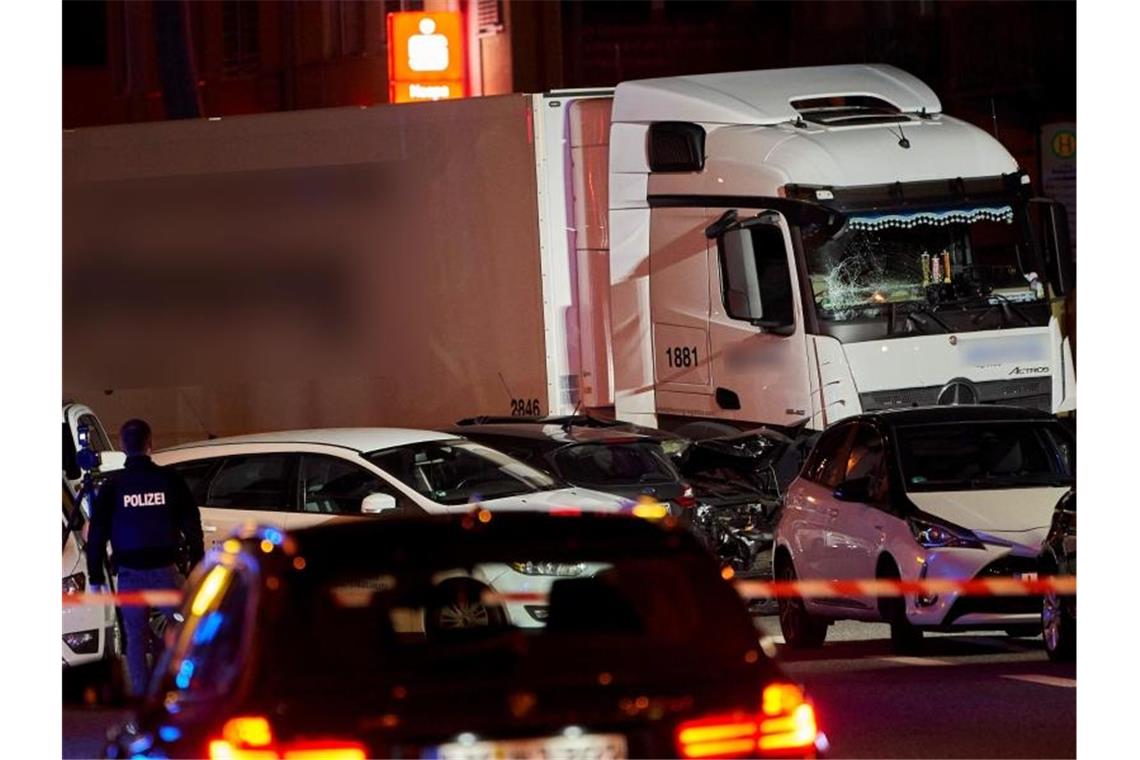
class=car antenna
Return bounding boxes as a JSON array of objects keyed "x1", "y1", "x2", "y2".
[
  {"x1": 893, "y1": 122, "x2": 911, "y2": 150},
  {"x1": 563, "y1": 398, "x2": 583, "y2": 432},
  {"x1": 178, "y1": 388, "x2": 217, "y2": 440}
]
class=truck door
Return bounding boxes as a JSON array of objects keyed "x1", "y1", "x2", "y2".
[
  {"x1": 648, "y1": 206, "x2": 715, "y2": 416},
  {"x1": 705, "y1": 209, "x2": 812, "y2": 427}
]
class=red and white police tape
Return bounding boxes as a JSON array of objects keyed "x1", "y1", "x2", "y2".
[
  {"x1": 62, "y1": 590, "x2": 183, "y2": 607},
  {"x1": 62, "y1": 575, "x2": 1076, "y2": 608},
  {"x1": 483, "y1": 575, "x2": 1077, "y2": 606}
]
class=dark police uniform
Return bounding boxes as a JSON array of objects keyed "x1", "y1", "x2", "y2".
[{"x1": 87, "y1": 454, "x2": 204, "y2": 696}]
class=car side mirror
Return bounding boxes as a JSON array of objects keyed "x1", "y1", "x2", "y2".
[
  {"x1": 833, "y1": 476, "x2": 871, "y2": 503},
  {"x1": 361, "y1": 492, "x2": 398, "y2": 515}
]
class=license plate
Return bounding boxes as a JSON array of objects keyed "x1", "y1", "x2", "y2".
[
  {"x1": 1015, "y1": 572, "x2": 1038, "y2": 582},
  {"x1": 427, "y1": 733, "x2": 628, "y2": 760}
]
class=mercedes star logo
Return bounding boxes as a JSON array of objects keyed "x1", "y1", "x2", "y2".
[{"x1": 937, "y1": 379, "x2": 978, "y2": 405}]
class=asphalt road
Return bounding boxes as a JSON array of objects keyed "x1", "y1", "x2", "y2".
[
  {"x1": 759, "y1": 619, "x2": 1077, "y2": 759},
  {"x1": 63, "y1": 620, "x2": 1075, "y2": 759}
]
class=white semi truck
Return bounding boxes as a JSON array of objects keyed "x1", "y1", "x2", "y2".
[{"x1": 63, "y1": 64, "x2": 1074, "y2": 447}]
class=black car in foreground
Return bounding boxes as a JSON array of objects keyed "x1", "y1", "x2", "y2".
[
  {"x1": 1039, "y1": 488, "x2": 1076, "y2": 661},
  {"x1": 106, "y1": 515, "x2": 826, "y2": 759}
]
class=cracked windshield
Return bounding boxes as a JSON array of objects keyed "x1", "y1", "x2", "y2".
[{"x1": 804, "y1": 205, "x2": 1043, "y2": 322}]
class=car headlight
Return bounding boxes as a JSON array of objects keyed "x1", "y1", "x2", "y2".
[
  {"x1": 63, "y1": 573, "x2": 86, "y2": 595},
  {"x1": 509, "y1": 562, "x2": 587, "y2": 576},
  {"x1": 908, "y1": 516, "x2": 984, "y2": 549},
  {"x1": 63, "y1": 629, "x2": 99, "y2": 654}
]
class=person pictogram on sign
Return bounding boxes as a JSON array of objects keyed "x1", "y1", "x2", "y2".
[{"x1": 408, "y1": 17, "x2": 449, "y2": 72}]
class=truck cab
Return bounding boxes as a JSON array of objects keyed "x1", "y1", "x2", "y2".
[{"x1": 604, "y1": 64, "x2": 1075, "y2": 434}]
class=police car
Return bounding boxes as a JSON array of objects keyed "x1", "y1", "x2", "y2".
[
  {"x1": 62, "y1": 404, "x2": 123, "y2": 676},
  {"x1": 63, "y1": 482, "x2": 120, "y2": 674},
  {"x1": 153, "y1": 428, "x2": 631, "y2": 629}
]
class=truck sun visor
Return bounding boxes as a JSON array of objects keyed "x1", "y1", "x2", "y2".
[{"x1": 847, "y1": 205, "x2": 1013, "y2": 231}]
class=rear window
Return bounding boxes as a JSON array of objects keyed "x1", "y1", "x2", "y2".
[
  {"x1": 264, "y1": 535, "x2": 762, "y2": 694},
  {"x1": 554, "y1": 442, "x2": 679, "y2": 486},
  {"x1": 896, "y1": 421, "x2": 1074, "y2": 492}
]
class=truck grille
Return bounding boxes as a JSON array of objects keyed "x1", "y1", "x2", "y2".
[{"x1": 859, "y1": 377, "x2": 1052, "y2": 412}]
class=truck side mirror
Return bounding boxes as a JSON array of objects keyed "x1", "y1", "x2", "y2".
[
  {"x1": 1028, "y1": 198, "x2": 1075, "y2": 296},
  {"x1": 717, "y1": 215, "x2": 796, "y2": 334},
  {"x1": 361, "y1": 492, "x2": 398, "y2": 515}
]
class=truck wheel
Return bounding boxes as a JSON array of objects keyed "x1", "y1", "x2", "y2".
[
  {"x1": 1042, "y1": 590, "x2": 1076, "y2": 661},
  {"x1": 878, "y1": 561, "x2": 923, "y2": 654},
  {"x1": 776, "y1": 561, "x2": 827, "y2": 649}
]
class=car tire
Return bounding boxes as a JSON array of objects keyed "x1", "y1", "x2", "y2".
[
  {"x1": 878, "y1": 562, "x2": 923, "y2": 654},
  {"x1": 776, "y1": 560, "x2": 827, "y2": 649},
  {"x1": 425, "y1": 580, "x2": 507, "y2": 637},
  {"x1": 1042, "y1": 589, "x2": 1076, "y2": 662}
]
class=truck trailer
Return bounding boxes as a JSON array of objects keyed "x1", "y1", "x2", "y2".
[{"x1": 63, "y1": 64, "x2": 1074, "y2": 447}]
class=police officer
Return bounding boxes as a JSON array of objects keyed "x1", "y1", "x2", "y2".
[{"x1": 87, "y1": 419, "x2": 204, "y2": 698}]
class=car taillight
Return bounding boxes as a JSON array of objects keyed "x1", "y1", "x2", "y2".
[
  {"x1": 675, "y1": 683, "x2": 819, "y2": 758},
  {"x1": 208, "y1": 717, "x2": 366, "y2": 760},
  {"x1": 676, "y1": 483, "x2": 697, "y2": 509}
]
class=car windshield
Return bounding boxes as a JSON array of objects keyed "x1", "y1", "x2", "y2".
[
  {"x1": 554, "y1": 442, "x2": 679, "y2": 486},
  {"x1": 803, "y1": 203, "x2": 1042, "y2": 323},
  {"x1": 896, "y1": 421, "x2": 1074, "y2": 492},
  {"x1": 262, "y1": 526, "x2": 764, "y2": 697},
  {"x1": 366, "y1": 440, "x2": 557, "y2": 505}
]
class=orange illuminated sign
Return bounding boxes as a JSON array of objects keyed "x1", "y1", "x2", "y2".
[{"x1": 387, "y1": 11, "x2": 466, "y2": 103}]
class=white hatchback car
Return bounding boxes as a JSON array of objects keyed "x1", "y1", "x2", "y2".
[
  {"x1": 154, "y1": 428, "x2": 630, "y2": 629},
  {"x1": 773, "y1": 406, "x2": 1074, "y2": 652}
]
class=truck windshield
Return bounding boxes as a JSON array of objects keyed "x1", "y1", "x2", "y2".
[
  {"x1": 803, "y1": 203, "x2": 1043, "y2": 323},
  {"x1": 367, "y1": 441, "x2": 558, "y2": 505}
]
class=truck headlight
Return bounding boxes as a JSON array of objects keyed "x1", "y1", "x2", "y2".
[
  {"x1": 509, "y1": 562, "x2": 587, "y2": 576},
  {"x1": 908, "y1": 516, "x2": 984, "y2": 549}
]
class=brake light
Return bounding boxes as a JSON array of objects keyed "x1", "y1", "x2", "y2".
[
  {"x1": 675, "y1": 683, "x2": 818, "y2": 758},
  {"x1": 208, "y1": 717, "x2": 366, "y2": 760},
  {"x1": 759, "y1": 684, "x2": 817, "y2": 752},
  {"x1": 676, "y1": 713, "x2": 758, "y2": 758},
  {"x1": 676, "y1": 483, "x2": 697, "y2": 509}
]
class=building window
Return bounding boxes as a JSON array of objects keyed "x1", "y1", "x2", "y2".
[
  {"x1": 477, "y1": 0, "x2": 504, "y2": 35},
  {"x1": 223, "y1": 0, "x2": 260, "y2": 76},
  {"x1": 63, "y1": 0, "x2": 108, "y2": 67},
  {"x1": 324, "y1": 1, "x2": 366, "y2": 59}
]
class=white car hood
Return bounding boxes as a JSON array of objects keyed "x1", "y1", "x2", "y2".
[
  {"x1": 908, "y1": 487, "x2": 1069, "y2": 550},
  {"x1": 477, "y1": 487, "x2": 627, "y2": 513}
]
